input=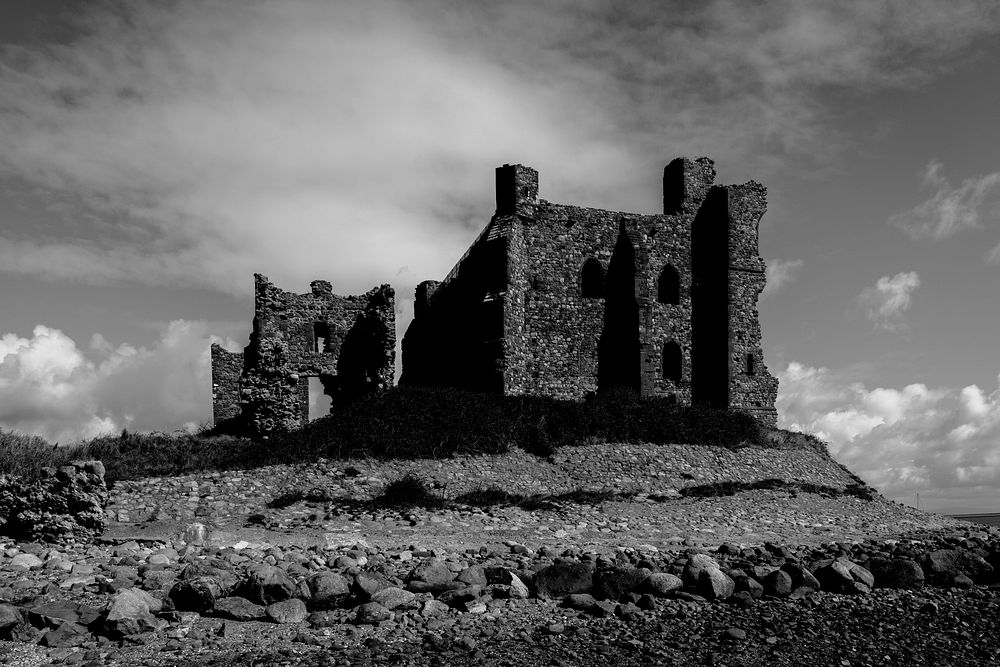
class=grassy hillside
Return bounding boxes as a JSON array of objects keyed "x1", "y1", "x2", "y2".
[{"x1": 1, "y1": 387, "x2": 823, "y2": 483}]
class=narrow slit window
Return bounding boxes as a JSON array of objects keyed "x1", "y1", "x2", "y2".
[
  {"x1": 746, "y1": 353, "x2": 755, "y2": 376},
  {"x1": 663, "y1": 341, "x2": 682, "y2": 382},
  {"x1": 580, "y1": 257, "x2": 605, "y2": 298}
]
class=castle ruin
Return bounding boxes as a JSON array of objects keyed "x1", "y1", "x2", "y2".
[
  {"x1": 212, "y1": 156, "x2": 778, "y2": 436},
  {"x1": 401, "y1": 157, "x2": 778, "y2": 424},
  {"x1": 211, "y1": 275, "x2": 395, "y2": 437}
]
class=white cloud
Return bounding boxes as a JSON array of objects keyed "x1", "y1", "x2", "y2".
[
  {"x1": 856, "y1": 271, "x2": 920, "y2": 331},
  {"x1": 0, "y1": 0, "x2": 998, "y2": 299},
  {"x1": 889, "y1": 159, "x2": 1000, "y2": 240},
  {"x1": 778, "y1": 361, "x2": 1000, "y2": 512},
  {"x1": 0, "y1": 321, "x2": 229, "y2": 443},
  {"x1": 762, "y1": 258, "x2": 804, "y2": 297}
]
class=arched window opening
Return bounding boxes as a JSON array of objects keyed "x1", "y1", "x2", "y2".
[
  {"x1": 313, "y1": 322, "x2": 331, "y2": 353},
  {"x1": 580, "y1": 258, "x2": 605, "y2": 298},
  {"x1": 663, "y1": 341, "x2": 682, "y2": 382},
  {"x1": 658, "y1": 264, "x2": 680, "y2": 305},
  {"x1": 746, "y1": 353, "x2": 756, "y2": 376}
]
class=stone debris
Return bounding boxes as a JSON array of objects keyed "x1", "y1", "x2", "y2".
[
  {"x1": 0, "y1": 461, "x2": 108, "y2": 543},
  {"x1": 1, "y1": 516, "x2": 998, "y2": 665}
]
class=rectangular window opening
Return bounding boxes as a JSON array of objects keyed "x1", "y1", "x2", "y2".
[{"x1": 313, "y1": 322, "x2": 331, "y2": 353}]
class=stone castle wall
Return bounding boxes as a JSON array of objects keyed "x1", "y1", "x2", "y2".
[
  {"x1": 210, "y1": 345, "x2": 243, "y2": 425},
  {"x1": 402, "y1": 158, "x2": 778, "y2": 423}
]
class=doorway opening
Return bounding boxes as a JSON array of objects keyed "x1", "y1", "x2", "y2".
[{"x1": 308, "y1": 376, "x2": 333, "y2": 421}]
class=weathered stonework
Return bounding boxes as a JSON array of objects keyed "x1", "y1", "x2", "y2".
[
  {"x1": 211, "y1": 274, "x2": 396, "y2": 438},
  {"x1": 210, "y1": 345, "x2": 242, "y2": 425},
  {"x1": 402, "y1": 158, "x2": 778, "y2": 424},
  {"x1": 0, "y1": 461, "x2": 108, "y2": 543}
]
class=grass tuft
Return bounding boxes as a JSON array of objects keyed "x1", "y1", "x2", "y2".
[
  {"x1": 455, "y1": 485, "x2": 624, "y2": 511},
  {"x1": 679, "y1": 478, "x2": 877, "y2": 501},
  {"x1": 454, "y1": 485, "x2": 519, "y2": 506},
  {"x1": 373, "y1": 473, "x2": 443, "y2": 508}
]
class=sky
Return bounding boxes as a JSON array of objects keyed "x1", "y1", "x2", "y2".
[{"x1": 2, "y1": 0, "x2": 1000, "y2": 513}]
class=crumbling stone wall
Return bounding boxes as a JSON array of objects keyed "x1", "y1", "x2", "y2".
[
  {"x1": 0, "y1": 461, "x2": 108, "y2": 543},
  {"x1": 210, "y1": 345, "x2": 243, "y2": 426},
  {"x1": 211, "y1": 274, "x2": 396, "y2": 438},
  {"x1": 402, "y1": 158, "x2": 778, "y2": 424}
]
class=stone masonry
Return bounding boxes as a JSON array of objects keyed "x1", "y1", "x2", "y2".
[
  {"x1": 211, "y1": 274, "x2": 395, "y2": 438},
  {"x1": 402, "y1": 158, "x2": 778, "y2": 424}
]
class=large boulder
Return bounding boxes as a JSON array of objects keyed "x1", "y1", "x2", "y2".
[
  {"x1": 213, "y1": 597, "x2": 266, "y2": 621},
  {"x1": 455, "y1": 565, "x2": 488, "y2": 587},
  {"x1": 762, "y1": 569, "x2": 793, "y2": 597},
  {"x1": 10, "y1": 554, "x2": 44, "y2": 570},
  {"x1": 0, "y1": 461, "x2": 108, "y2": 543},
  {"x1": 169, "y1": 576, "x2": 224, "y2": 612},
  {"x1": 696, "y1": 568, "x2": 735, "y2": 600},
  {"x1": 351, "y1": 571, "x2": 391, "y2": 600},
  {"x1": 592, "y1": 567, "x2": 649, "y2": 601},
  {"x1": 354, "y1": 602, "x2": 393, "y2": 625},
  {"x1": 731, "y1": 572, "x2": 764, "y2": 599},
  {"x1": 266, "y1": 599, "x2": 308, "y2": 624},
  {"x1": 642, "y1": 572, "x2": 683, "y2": 597},
  {"x1": 682, "y1": 554, "x2": 721, "y2": 589},
  {"x1": 781, "y1": 563, "x2": 821, "y2": 592},
  {"x1": 39, "y1": 623, "x2": 90, "y2": 648},
  {"x1": 370, "y1": 587, "x2": 417, "y2": 611},
  {"x1": 239, "y1": 564, "x2": 297, "y2": 605},
  {"x1": 814, "y1": 559, "x2": 872, "y2": 594},
  {"x1": 868, "y1": 558, "x2": 924, "y2": 589},
  {"x1": 179, "y1": 561, "x2": 240, "y2": 594},
  {"x1": 533, "y1": 561, "x2": 593, "y2": 599},
  {"x1": 104, "y1": 588, "x2": 162, "y2": 637},
  {"x1": 0, "y1": 604, "x2": 23, "y2": 639},
  {"x1": 405, "y1": 559, "x2": 455, "y2": 591},
  {"x1": 307, "y1": 572, "x2": 351, "y2": 609},
  {"x1": 25, "y1": 602, "x2": 87, "y2": 628},
  {"x1": 925, "y1": 549, "x2": 993, "y2": 584},
  {"x1": 508, "y1": 573, "x2": 530, "y2": 599}
]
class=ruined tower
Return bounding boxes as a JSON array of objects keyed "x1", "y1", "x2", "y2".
[{"x1": 211, "y1": 275, "x2": 395, "y2": 438}]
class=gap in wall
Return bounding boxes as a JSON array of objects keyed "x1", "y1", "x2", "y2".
[{"x1": 308, "y1": 376, "x2": 333, "y2": 421}]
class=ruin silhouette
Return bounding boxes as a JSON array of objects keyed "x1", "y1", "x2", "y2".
[{"x1": 212, "y1": 157, "x2": 778, "y2": 437}]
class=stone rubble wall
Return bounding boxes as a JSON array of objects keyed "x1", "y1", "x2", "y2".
[
  {"x1": 106, "y1": 443, "x2": 858, "y2": 524},
  {"x1": 209, "y1": 345, "x2": 242, "y2": 424},
  {"x1": 216, "y1": 274, "x2": 396, "y2": 438},
  {"x1": 0, "y1": 461, "x2": 108, "y2": 542},
  {"x1": 724, "y1": 183, "x2": 778, "y2": 425}
]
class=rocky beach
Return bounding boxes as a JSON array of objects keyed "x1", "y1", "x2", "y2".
[{"x1": 1, "y1": 447, "x2": 997, "y2": 666}]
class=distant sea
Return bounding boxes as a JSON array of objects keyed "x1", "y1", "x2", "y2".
[{"x1": 949, "y1": 513, "x2": 1000, "y2": 527}]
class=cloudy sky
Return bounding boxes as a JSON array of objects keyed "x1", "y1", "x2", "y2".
[{"x1": 2, "y1": 0, "x2": 1000, "y2": 513}]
